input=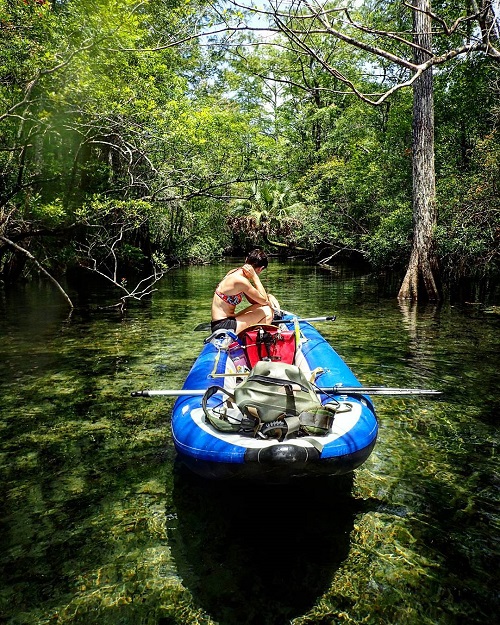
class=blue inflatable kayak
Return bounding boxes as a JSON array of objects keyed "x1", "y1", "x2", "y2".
[{"x1": 170, "y1": 314, "x2": 378, "y2": 480}]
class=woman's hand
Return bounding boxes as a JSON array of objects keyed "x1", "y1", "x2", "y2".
[{"x1": 242, "y1": 264, "x2": 256, "y2": 280}]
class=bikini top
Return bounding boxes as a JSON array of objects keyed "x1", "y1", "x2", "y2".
[
  {"x1": 215, "y1": 289, "x2": 243, "y2": 306},
  {"x1": 215, "y1": 267, "x2": 244, "y2": 306}
]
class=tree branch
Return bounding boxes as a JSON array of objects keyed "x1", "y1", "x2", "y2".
[{"x1": 0, "y1": 235, "x2": 74, "y2": 308}]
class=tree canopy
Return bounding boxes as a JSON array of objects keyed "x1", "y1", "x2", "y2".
[{"x1": 1, "y1": 0, "x2": 499, "y2": 305}]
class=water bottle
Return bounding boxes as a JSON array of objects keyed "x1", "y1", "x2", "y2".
[{"x1": 229, "y1": 341, "x2": 248, "y2": 372}]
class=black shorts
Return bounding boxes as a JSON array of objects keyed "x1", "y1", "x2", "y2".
[{"x1": 211, "y1": 317, "x2": 237, "y2": 333}]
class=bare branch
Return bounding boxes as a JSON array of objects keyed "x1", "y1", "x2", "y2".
[
  {"x1": 344, "y1": 8, "x2": 426, "y2": 55},
  {"x1": 75, "y1": 215, "x2": 170, "y2": 310},
  {"x1": 219, "y1": 0, "x2": 500, "y2": 103},
  {"x1": 0, "y1": 235, "x2": 74, "y2": 308},
  {"x1": 404, "y1": 1, "x2": 485, "y2": 36}
]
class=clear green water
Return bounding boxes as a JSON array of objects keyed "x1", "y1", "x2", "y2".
[{"x1": 1, "y1": 262, "x2": 499, "y2": 625}]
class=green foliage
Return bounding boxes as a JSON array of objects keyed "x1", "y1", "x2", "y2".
[
  {"x1": 228, "y1": 180, "x2": 307, "y2": 250},
  {"x1": 0, "y1": 0, "x2": 499, "y2": 294},
  {"x1": 226, "y1": 32, "x2": 416, "y2": 261},
  {"x1": 364, "y1": 205, "x2": 413, "y2": 269},
  {"x1": 164, "y1": 201, "x2": 229, "y2": 264},
  {"x1": 432, "y1": 55, "x2": 500, "y2": 282},
  {"x1": 178, "y1": 235, "x2": 223, "y2": 265},
  {"x1": 295, "y1": 96, "x2": 412, "y2": 258},
  {"x1": 436, "y1": 130, "x2": 500, "y2": 280},
  {"x1": 0, "y1": 0, "x2": 269, "y2": 283},
  {"x1": 29, "y1": 197, "x2": 68, "y2": 225},
  {"x1": 74, "y1": 197, "x2": 155, "y2": 274},
  {"x1": 434, "y1": 58, "x2": 499, "y2": 175}
]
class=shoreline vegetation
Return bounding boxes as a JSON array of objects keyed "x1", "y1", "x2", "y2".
[{"x1": 1, "y1": 1, "x2": 499, "y2": 307}]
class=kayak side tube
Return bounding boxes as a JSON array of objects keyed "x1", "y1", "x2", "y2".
[{"x1": 296, "y1": 321, "x2": 378, "y2": 461}]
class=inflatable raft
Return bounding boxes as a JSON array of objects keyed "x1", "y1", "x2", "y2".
[{"x1": 170, "y1": 314, "x2": 378, "y2": 480}]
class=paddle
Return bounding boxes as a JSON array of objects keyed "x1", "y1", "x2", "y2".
[
  {"x1": 319, "y1": 386, "x2": 442, "y2": 396},
  {"x1": 193, "y1": 315, "x2": 337, "y2": 332},
  {"x1": 132, "y1": 389, "x2": 207, "y2": 397},
  {"x1": 131, "y1": 386, "x2": 441, "y2": 398}
]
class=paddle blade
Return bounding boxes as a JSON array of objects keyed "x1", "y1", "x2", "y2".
[{"x1": 194, "y1": 322, "x2": 211, "y2": 332}]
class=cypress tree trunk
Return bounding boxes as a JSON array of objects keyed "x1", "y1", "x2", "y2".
[{"x1": 398, "y1": 0, "x2": 440, "y2": 301}]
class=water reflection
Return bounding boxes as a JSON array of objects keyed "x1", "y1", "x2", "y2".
[{"x1": 168, "y1": 464, "x2": 375, "y2": 625}]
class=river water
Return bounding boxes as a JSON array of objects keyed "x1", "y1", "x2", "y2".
[{"x1": 1, "y1": 261, "x2": 498, "y2": 625}]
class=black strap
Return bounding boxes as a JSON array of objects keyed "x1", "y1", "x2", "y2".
[
  {"x1": 256, "y1": 328, "x2": 274, "y2": 359},
  {"x1": 202, "y1": 385, "x2": 235, "y2": 410},
  {"x1": 202, "y1": 386, "x2": 258, "y2": 432}
]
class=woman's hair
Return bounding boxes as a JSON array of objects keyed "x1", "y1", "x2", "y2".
[{"x1": 246, "y1": 249, "x2": 268, "y2": 269}]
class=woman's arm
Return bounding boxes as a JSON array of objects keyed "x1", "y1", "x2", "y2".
[
  {"x1": 238, "y1": 265, "x2": 269, "y2": 305},
  {"x1": 242, "y1": 265, "x2": 267, "y2": 297},
  {"x1": 241, "y1": 282, "x2": 269, "y2": 305}
]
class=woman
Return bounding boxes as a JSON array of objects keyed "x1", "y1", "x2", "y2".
[{"x1": 211, "y1": 249, "x2": 279, "y2": 334}]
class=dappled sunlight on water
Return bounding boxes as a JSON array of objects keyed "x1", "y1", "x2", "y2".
[{"x1": 1, "y1": 263, "x2": 499, "y2": 624}]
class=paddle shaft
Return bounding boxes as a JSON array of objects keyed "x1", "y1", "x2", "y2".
[
  {"x1": 194, "y1": 315, "x2": 336, "y2": 332},
  {"x1": 320, "y1": 386, "x2": 441, "y2": 396},
  {"x1": 292, "y1": 315, "x2": 336, "y2": 323},
  {"x1": 131, "y1": 386, "x2": 441, "y2": 398},
  {"x1": 132, "y1": 389, "x2": 206, "y2": 397}
]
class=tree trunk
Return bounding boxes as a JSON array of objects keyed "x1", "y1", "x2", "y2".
[{"x1": 398, "y1": 0, "x2": 441, "y2": 301}]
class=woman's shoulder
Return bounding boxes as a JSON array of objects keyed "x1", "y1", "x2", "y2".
[
  {"x1": 218, "y1": 268, "x2": 244, "y2": 288},
  {"x1": 222, "y1": 266, "x2": 241, "y2": 279}
]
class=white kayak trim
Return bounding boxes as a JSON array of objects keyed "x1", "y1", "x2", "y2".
[{"x1": 184, "y1": 402, "x2": 363, "y2": 450}]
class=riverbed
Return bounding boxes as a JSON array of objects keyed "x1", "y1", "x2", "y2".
[{"x1": 1, "y1": 261, "x2": 498, "y2": 624}]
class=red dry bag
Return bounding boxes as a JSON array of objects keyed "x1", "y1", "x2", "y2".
[{"x1": 240, "y1": 325, "x2": 296, "y2": 368}]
